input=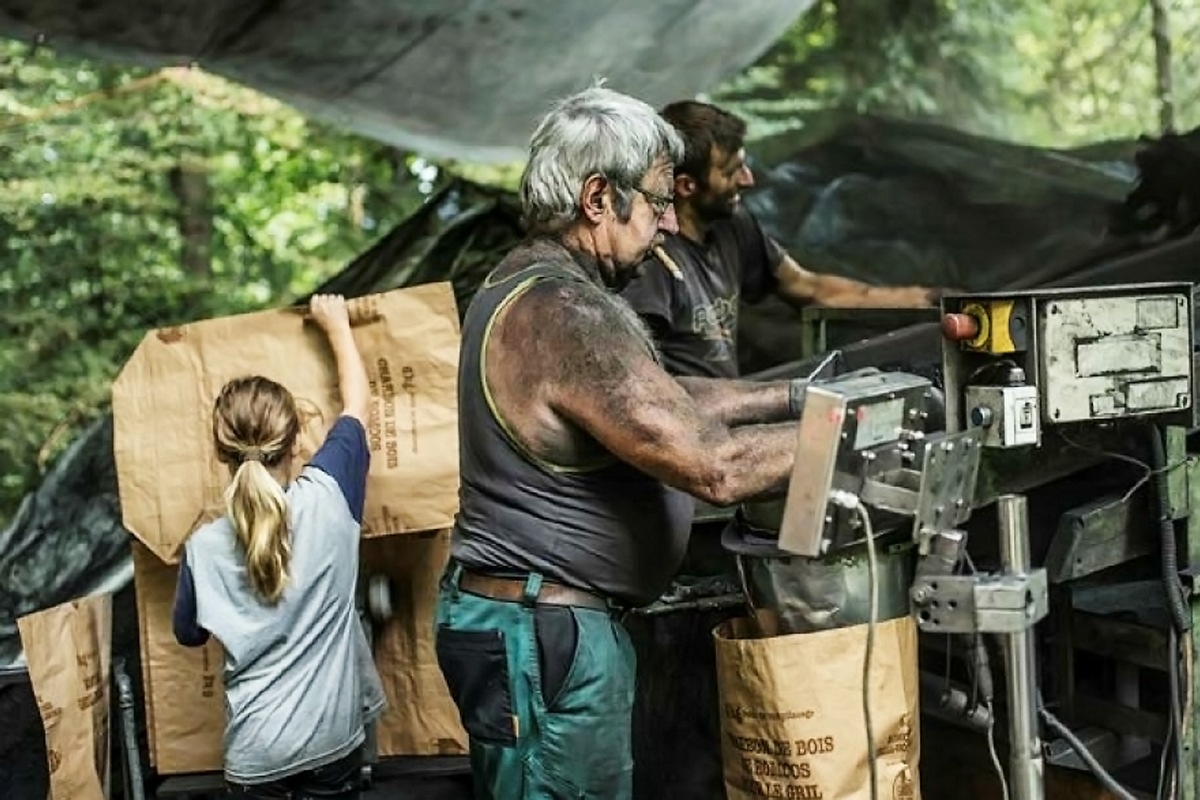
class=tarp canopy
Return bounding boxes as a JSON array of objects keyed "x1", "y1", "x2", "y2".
[
  {"x1": 0, "y1": 0, "x2": 813, "y2": 161},
  {"x1": 312, "y1": 113, "x2": 1158, "y2": 372}
]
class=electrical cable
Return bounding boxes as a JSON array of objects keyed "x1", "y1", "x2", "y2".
[
  {"x1": 1167, "y1": 628, "x2": 1183, "y2": 800},
  {"x1": 1057, "y1": 428, "x2": 1185, "y2": 507},
  {"x1": 962, "y1": 555, "x2": 1008, "y2": 800},
  {"x1": 1147, "y1": 427, "x2": 1192, "y2": 634},
  {"x1": 1155, "y1": 718, "x2": 1173, "y2": 800},
  {"x1": 860, "y1": 500, "x2": 879, "y2": 800},
  {"x1": 985, "y1": 703, "x2": 1010, "y2": 800},
  {"x1": 1038, "y1": 705, "x2": 1138, "y2": 800},
  {"x1": 966, "y1": 358, "x2": 1021, "y2": 384},
  {"x1": 943, "y1": 633, "x2": 953, "y2": 699},
  {"x1": 829, "y1": 490, "x2": 879, "y2": 800},
  {"x1": 1062, "y1": 425, "x2": 1189, "y2": 797}
]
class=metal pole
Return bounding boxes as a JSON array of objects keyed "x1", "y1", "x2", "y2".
[
  {"x1": 114, "y1": 659, "x2": 146, "y2": 800},
  {"x1": 359, "y1": 608, "x2": 379, "y2": 788},
  {"x1": 998, "y1": 494, "x2": 1044, "y2": 800}
]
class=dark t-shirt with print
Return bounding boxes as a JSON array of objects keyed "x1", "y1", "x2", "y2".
[{"x1": 621, "y1": 206, "x2": 785, "y2": 378}]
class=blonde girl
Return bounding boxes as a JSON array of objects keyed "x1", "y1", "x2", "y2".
[{"x1": 173, "y1": 294, "x2": 383, "y2": 799}]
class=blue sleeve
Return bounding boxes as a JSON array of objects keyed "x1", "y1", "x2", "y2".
[
  {"x1": 309, "y1": 415, "x2": 370, "y2": 523},
  {"x1": 172, "y1": 554, "x2": 210, "y2": 648}
]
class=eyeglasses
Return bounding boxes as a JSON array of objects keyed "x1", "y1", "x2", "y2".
[{"x1": 633, "y1": 185, "x2": 675, "y2": 218}]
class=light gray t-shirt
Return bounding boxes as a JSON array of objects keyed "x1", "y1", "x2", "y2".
[{"x1": 184, "y1": 466, "x2": 385, "y2": 784}]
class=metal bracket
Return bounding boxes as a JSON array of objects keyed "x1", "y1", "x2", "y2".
[
  {"x1": 1045, "y1": 492, "x2": 1153, "y2": 584},
  {"x1": 911, "y1": 569, "x2": 1049, "y2": 634},
  {"x1": 913, "y1": 428, "x2": 984, "y2": 554}
]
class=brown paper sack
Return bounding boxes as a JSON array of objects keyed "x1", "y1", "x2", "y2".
[
  {"x1": 715, "y1": 616, "x2": 921, "y2": 800},
  {"x1": 361, "y1": 530, "x2": 468, "y2": 756},
  {"x1": 131, "y1": 541, "x2": 226, "y2": 774},
  {"x1": 113, "y1": 283, "x2": 461, "y2": 564},
  {"x1": 17, "y1": 593, "x2": 113, "y2": 800}
]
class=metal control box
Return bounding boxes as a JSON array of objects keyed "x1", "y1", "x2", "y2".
[
  {"x1": 1038, "y1": 292, "x2": 1192, "y2": 423},
  {"x1": 965, "y1": 384, "x2": 1040, "y2": 447},
  {"x1": 943, "y1": 284, "x2": 1196, "y2": 436},
  {"x1": 778, "y1": 371, "x2": 933, "y2": 556}
]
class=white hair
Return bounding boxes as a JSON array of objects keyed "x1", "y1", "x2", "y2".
[{"x1": 520, "y1": 86, "x2": 684, "y2": 233}]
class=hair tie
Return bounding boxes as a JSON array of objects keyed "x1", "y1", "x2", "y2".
[{"x1": 242, "y1": 447, "x2": 264, "y2": 463}]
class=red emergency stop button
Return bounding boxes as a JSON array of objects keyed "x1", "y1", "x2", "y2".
[{"x1": 942, "y1": 312, "x2": 981, "y2": 342}]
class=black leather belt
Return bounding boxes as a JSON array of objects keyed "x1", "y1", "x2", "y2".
[{"x1": 459, "y1": 569, "x2": 610, "y2": 611}]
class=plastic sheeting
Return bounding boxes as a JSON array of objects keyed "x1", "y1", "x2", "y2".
[
  {"x1": 0, "y1": 416, "x2": 129, "y2": 668},
  {"x1": 0, "y1": 0, "x2": 814, "y2": 161},
  {"x1": 748, "y1": 114, "x2": 1136, "y2": 291}
]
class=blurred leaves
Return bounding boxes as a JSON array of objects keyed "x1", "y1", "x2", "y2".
[
  {"x1": 714, "y1": 0, "x2": 1200, "y2": 147},
  {"x1": 0, "y1": 42, "x2": 445, "y2": 520}
]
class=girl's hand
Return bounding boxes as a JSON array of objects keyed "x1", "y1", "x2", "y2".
[{"x1": 309, "y1": 294, "x2": 350, "y2": 333}]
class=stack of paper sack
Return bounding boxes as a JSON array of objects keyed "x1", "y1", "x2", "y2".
[{"x1": 111, "y1": 283, "x2": 467, "y2": 774}]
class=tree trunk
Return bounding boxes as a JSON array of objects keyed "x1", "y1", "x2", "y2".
[
  {"x1": 1149, "y1": 0, "x2": 1174, "y2": 133},
  {"x1": 168, "y1": 157, "x2": 213, "y2": 278}
]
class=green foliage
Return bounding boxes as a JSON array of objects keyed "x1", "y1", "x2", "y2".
[
  {"x1": 715, "y1": 0, "x2": 1200, "y2": 147},
  {"x1": 715, "y1": 0, "x2": 1006, "y2": 137},
  {"x1": 0, "y1": 42, "x2": 442, "y2": 521}
]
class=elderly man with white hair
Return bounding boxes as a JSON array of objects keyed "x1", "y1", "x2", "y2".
[{"x1": 433, "y1": 86, "x2": 809, "y2": 798}]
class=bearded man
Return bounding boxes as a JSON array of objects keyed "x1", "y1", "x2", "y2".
[{"x1": 621, "y1": 100, "x2": 939, "y2": 379}]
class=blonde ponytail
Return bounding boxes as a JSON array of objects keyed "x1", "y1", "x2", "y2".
[
  {"x1": 211, "y1": 375, "x2": 301, "y2": 604},
  {"x1": 226, "y1": 460, "x2": 291, "y2": 603}
]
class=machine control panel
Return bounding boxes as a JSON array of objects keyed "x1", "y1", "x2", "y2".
[
  {"x1": 942, "y1": 283, "x2": 1195, "y2": 446},
  {"x1": 1038, "y1": 293, "x2": 1191, "y2": 423},
  {"x1": 778, "y1": 371, "x2": 931, "y2": 556},
  {"x1": 965, "y1": 384, "x2": 1040, "y2": 448}
]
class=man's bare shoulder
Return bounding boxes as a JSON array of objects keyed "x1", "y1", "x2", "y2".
[
  {"x1": 498, "y1": 277, "x2": 656, "y2": 400},
  {"x1": 508, "y1": 279, "x2": 637, "y2": 345},
  {"x1": 484, "y1": 271, "x2": 671, "y2": 463}
]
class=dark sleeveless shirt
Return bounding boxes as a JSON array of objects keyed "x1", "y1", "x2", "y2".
[{"x1": 450, "y1": 239, "x2": 694, "y2": 606}]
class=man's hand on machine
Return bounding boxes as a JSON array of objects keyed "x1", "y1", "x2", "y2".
[
  {"x1": 788, "y1": 379, "x2": 809, "y2": 419},
  {"x1": 788, "y1": 367, "x2": 886, "y2": 419}
]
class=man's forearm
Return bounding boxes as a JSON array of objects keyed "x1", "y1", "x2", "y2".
[
  {"x1": 695, "y1": 420, "x2": 799, "y2": 505},
  {"x1": 783, "y1": 273, "x2": 934, "y2": 310},
  {"x1": 677, "y1": 376, "x2": 791, "y2": 426}
]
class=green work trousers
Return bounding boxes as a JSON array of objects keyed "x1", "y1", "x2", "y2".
[{"x1": 434, "y1": 564, "x2": 636, "y2": 799}]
